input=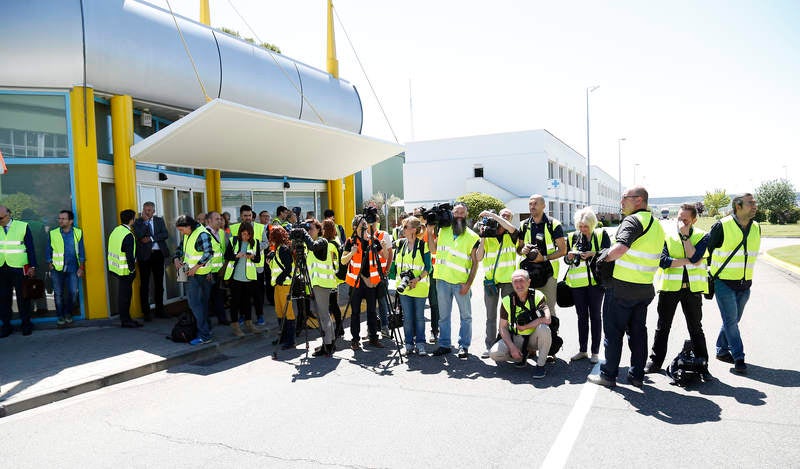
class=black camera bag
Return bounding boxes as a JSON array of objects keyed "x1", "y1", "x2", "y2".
[{"x1": 169, "y1": 311, "x2": 197, "y2": 343}]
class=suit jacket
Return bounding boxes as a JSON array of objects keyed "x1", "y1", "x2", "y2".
[{"x1": 133, "y1": 215, "x2": 170, "y2": 261}]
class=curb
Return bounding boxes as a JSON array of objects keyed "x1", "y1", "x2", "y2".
[
  {"x1": 0, "y1": 332, "x2": 267, "y2": 419},
  {"x1": 762, "y1": 251, "x2": 800, "y2": 276}
]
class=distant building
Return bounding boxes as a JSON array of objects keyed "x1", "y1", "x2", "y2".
[{"x1": 404, "y1": 130, "x2": 620, "y2": 228}]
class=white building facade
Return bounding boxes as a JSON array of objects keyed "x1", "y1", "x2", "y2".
[{"x1": 404, "y1": 130, "x2": 621, "y2": 229}]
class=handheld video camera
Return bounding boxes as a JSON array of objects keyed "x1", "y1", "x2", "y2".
[
  {"x1": 474, "y1": 210, "x2": 500, "y2": 238},
  {"x1": 396, "y1": 269, "x2": 416, "y2": 293},
  {"x1": 363, "y1": 206, "x2": 379, "y2": 225},
  {"x1": 419, "y1": 203, "x2": 453, "y2": 227}
]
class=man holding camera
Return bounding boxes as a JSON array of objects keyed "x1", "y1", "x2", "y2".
[
  {"x1": 590, "y1": 186, "x2": 665, "y2": 388},
  {"x1": 475, "y1": 208, "x2": 518, "y2": 359},
  {"x1": 646, "y1": 203, "x2": 711, "y2": 378},
  {"x1": 414, "y1": 207, "x2": 440, "y2": 341},
  {"x1": 516, "y1": 195, "x2": 567, "y2": 319},
  {"x1": 363, "y1": 206, "x2": 394, "y2": 338},
  {"x1": 428, "y1": 202, "x2": 480, "y2": 358},
  {"x1": 489, "y1": 269, "x2": 552, "y2": 378}
]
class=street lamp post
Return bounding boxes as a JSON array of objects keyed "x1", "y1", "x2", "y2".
[
  {"x1": 617, "y1": 137, "x2": 626, "y2": 199},
  {"x1": 586, "y1": 85, "x2": 599, "y2": 207},
  {"x1": 633, "y1": 163, "x2": 640, "y2": 185}
]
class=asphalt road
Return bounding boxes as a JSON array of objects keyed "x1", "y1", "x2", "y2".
[{"x1": 2, "y1": 253, "x2": 799, "y2": 468}]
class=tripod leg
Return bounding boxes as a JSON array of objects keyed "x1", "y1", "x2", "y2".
[{"x1": 271, "y1": 289, "x2": 292, "y2": 359}]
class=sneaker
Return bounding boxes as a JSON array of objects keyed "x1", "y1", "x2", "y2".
[
  {"x1": 515, "y1": 358, "x2": 527, "y2": 369},
  {"x1": 480, "y1": 350, "x2": 491, "y2": 359},
  {"x1": 644, "y1": 361, "x2": 662, "y2": 374},
  {"x1": 457, "y1": 347, "x2": 469, "y2": 359},
  {"x1": 56, "y1": 317, "x2": 66, "y2": 328},
  {"x1": 64, "y1": 315, "x2": 73, "y2": 324},
  {"x1": 546, "y1": 355, "x2": 556, "y2": 364},
  {"x1": 588, "y1": 373, "x2": 616, "y2": 387},
  {"x1": 238, "y1": 317, "x2": 245, "y2": 327},
  {"x1": 256, "y1": 316, "x2": 266, "y2": 327},
  {"x1": 626, "y1": 372, "x2": 644, "y2": 388},
  {"x1": 189, "y1": 337, "x2": 212, "y2": 346},
  {"x1": 405, "y1": 345, "x2": 414, "y2": 355},
  {"x1": 590, "y1": 354, "x2": 599, "y2": 364},
  {"x1": 350, "y1": 339, "x2": 361, "y2": 351},
  {"x1": 571, "y1": 352, "x2": 589, "y2": 361},
  {"x1": 415, "y1": 345, "x2": 427, "y2": 356},
  {"x1": 733, "y1": 359, "x2": 747, "y2": 374},
  {"x1": 381, "y1": 327, "x2": 391, "y2": 338},
  {"x1": 532, "y1": 365, "x2": 546, "y2": 379},
  {"x1": 429, "y1": 334, "x2": 438, "y2": 344},
  {"x1": 716, "y1": 352, "x2": 734, "y2": 363},
  {"x1": 432, "y1": 346, "x2": 451, "y2": 356}
]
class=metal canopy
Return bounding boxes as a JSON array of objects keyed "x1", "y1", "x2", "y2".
[{"x1": 130, "y1": 99, "x2": 403, "y2": 179}]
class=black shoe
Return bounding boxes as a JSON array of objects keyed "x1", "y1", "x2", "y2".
[
  {"x1": 716, "y1": 352, "x2": 734, "y2": 364},
  {"x1": 280, "y1": 342, "x2": 296, "y2": 350},
  {"x1": 350, "y1": 339, "x2": 361, "y2": 350},
  {"x1": 644, "y1": 360, "x2": 662, "y2": 374},
  {"x1": 627, "y1": 373, "x2": 644, "y2": 389},
  {"x1": 313, "y1": 345, "x2": 332, "y2": 357},
  {"x1": 546, "y1": 355, "x2": 556, "y2": 364},
  {"x1": 121, "y1": 320, "x2": 142, "y2": 328},
  {"x1": 432, "y1": 346, "x2": 451, "y2": 356},
  {"x1": 22, "y1": 326, "x2": 33, "y2": 336},
  {"x1": 733, "y1": 359, "x2": 747, "y2": 374},
  {"x1": 368, "y1": 337, "x2": 384, "y2": 348},
  {"x1": 457, "y1": 347, "x2": 469, "y2": 359},
  {"x1": 701, "y1": 370, "x2": 715, "y2": 381}
]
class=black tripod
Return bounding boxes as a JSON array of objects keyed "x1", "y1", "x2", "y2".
[
  {"x1": 271, "y1": 239, "x2": 317, "y2": 361},
  {"x1": 367, "y1": 224, "x2": 404, "y2": 363}
]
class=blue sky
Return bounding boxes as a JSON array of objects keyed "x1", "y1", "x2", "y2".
[{"x1": 161, "y1": 0, "x2": 799, "y2": 197}]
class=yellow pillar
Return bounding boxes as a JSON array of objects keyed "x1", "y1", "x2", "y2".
[
  {"x1": 110, "y1": 95, "x2": 142, "y2": 318},
  {"x1": 70, "y1": 87, "x2": 109, "y2": 319},
  {"x1": 327, "y1": 179, "x2": 344, "y2": 222},
  {"x1": 198, "y1": 0, "x2": 221, "y2": 213},
  {"x1": 344, "y1": 174, "x2": 356, "y2": 225}
]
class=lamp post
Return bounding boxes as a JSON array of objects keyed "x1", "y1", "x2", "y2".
[
  {"x1": 617, "y1": 137, "x2": 626, "y2": 199},
  {"x1": 586, "y1": 85, "x2": 599, "y2": 207},
  {"x1": 633, "y1": 163, "x2": 640, "y2": 185}
]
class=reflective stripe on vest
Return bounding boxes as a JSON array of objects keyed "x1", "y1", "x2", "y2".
[
  {"x1": 0, "y1": 221, "x2": 29, "y2": 268},
  {"x1": 656, "y1": 229, "x2": 708, "y2": 293},
  {"x1": 345, "y1": 240, "x2": 381, "y2": 287},
  {"x1": 482, "y1": 234, "x2": 517, "y2": 284},
  {"x1": 613, "y1": 212, "x2": 665, "y2": 284},
  {"x1": 182, "y1": 226, "x2": 212, "y2": 275},
  {"x1": 522, "y1": 217, "x2": 563, "y2": 279},
  {"x1": 224, "y1": 238, "x2": 257, "y2": 281},
  {"x1": 50, "y1": 227, "x2": 82, "y2": 272},
  {"x1": 230, "y1": 222, "x2": 266, "y2": 267},
  {"x1": 710, "y1": 216, "x2": 760, "y2": 281},
  {"x1": 565, "y1": 229, "x2": 603, "y2": 288},
  {"x1": 107, "y1": 225, "x2": 135, "y2": 276},
  {"x1": 433, "y1": 225, "x2": 479, "y2": 285},
  {"x1": 309, "y1": 241, "x2": 339, "y2": 289},
  {"x1": 502, "y1": 290, "x2": 545, "y2": 336},
  {"x1": 395, "y1": 238, "x2": 430, "y2": 298},
  {"x1": 207, "y1": 229, "x2": 224, "y2": 273},
  {"x1": 270, "y1": 247, "x2": 293, "y2": 286}
]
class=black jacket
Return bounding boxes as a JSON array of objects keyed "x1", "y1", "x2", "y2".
[{"x1": 133, "y1": 215, "x2": 170, "y2": 261}]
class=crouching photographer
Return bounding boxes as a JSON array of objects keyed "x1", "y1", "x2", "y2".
[
  {"x1": 389, "y1": 216, "x2": 431, "y2": 355},
  {"x1": 489, "y1": 269, "x2": 552, "y2": 379}
]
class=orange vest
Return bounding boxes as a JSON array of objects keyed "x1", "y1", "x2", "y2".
[{"x1": 346, "y1": 238, "x2": 381, "y2": 287}]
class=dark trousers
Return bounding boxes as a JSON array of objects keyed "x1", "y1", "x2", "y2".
[
  {"x1": 650, "y1": 289, "x2": 708, "y2": 367},
  {"x1": 0, "y1": 265, "x2": 30, "y2": 331},
  {"x1": 329, "y1": 289, "x2": 343, "y2": 334},
  {"x1": 230, "y1": 280, "x2": 258, "y2": 321},
  {"x1": 264, "y1": 267, "x2": 275, "y2": 305},
  {"x1": 254, "y1": 271, "x2": 266, "y2": 318},
  {"x1": 428, "y1": 274, "x2": 439, "y2": 336},
  {"x1": 350, "y1": 281, "x2": 378, "y2": 340},
  {"x1": 600, "y1": 287, "x2": 653, "y2": 381},
  {"x1": 572, "y1": 284, "x2": 604, "y2": 354},
  {"x1": 138, "y1": 250, "x2": 165, "y2": 316},
  {"x1": 209, "y1": 273, "x2": 228, "y2": 324},
  {"x1": 115, "y1": 273, "x2": 135, "y2": 323}
]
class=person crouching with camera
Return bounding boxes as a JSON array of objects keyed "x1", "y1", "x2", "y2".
[
  {"x1": 223, "y1": 222, "x2": 261, "y2": 336},
  {"x1": 389, "y1": 216, "x2": 432, "y2": 355},
  {"x1": 341, "y1": 215, "x2": 388, "y2": 350},
  {"x1": 565, "y1": 207, "x2": 610, "y2": 364},
  {"x1": 298, "y1": 218, "x2": 338, "y2": 357},
  {"x1": 489, "y1": 269, "x2": 552, "y2": 378},
  {"x1": 269, "y1": 226, "x2": 296, "y2": 349}
]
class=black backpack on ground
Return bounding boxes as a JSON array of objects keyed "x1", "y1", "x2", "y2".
[
  {"x1": 666, "y1": 339, "x2": 705, "y2": 387},
  {"x1": 547, "y1": 315, "x2": 563, "y2": 357},
  {"x1": 169, "y1": 311, "x2": 197, "y2": 343}
]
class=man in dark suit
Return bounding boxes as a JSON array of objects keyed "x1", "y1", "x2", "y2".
[{"x1": 133, "y1": 201, "x2": 170, "y2": 321}]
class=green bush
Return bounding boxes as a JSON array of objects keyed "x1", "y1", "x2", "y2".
[
  {"x1": 754, "y1": 209, "x2": 767, "y2": 223},
  {"x1": 455, "y1": 192, "x2": 505, "y2": 223}
]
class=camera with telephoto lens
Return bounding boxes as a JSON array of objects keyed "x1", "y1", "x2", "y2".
[
  {"x1": 363, "y1": 206, "x2": 379, "y2": 224},
  {"x1": 566, "y1": 251, "x2": 582, "y2": 267},
  {"x1": 396, "y1": 269, "x2": 416, "y2": 293},
  {"x1": 474, "y1": 210, "x2": 500, "y2": 238},
  {"x1": 420, "y1": 203, "x2": 453, "y2": 227},
  {"x1": 515, "y1": 309, "x2": 535, "y2": 327}
]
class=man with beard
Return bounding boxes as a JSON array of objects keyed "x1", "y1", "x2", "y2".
[{"x1": 428, "y1": 202, "x2": 480, "y2": 358}]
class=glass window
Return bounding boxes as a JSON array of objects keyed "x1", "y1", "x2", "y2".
[
  {"x1": 0, "y1": 94, "x2": 68, "y2": 158},
  {"x1": 193, "y1": 192, "x2": 204, "y2": 218},
  {"x1": 252, "y1": 191, "x2": 284, "y2": 218},
  {"x1": 316, "y1": 191, "x2": 328, "y2": 218},
  {"x1": 161, "y1": 188, "x2": 181, "y2": 300},
  {"x1": 222, "y1": 191, "x2": 252, "y2": 222},
  {"x1": 285, "y1": 191, "x2": 315, "y2": 219},
  {"x1": 559, "y1": 166, "x2": 565, "y2": 183},
  {"x1": 177, "y1": 190, "x2": 192, "y2": 217},
  {"x1": 95, "y1": 101, "x2": 113, "y2": 161},
  {"x1": 548, "y1": 161, "x2": 556, "y2": 179}
]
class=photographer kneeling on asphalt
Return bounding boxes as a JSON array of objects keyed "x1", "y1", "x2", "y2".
[{"x1": 489, "y1": 269, "x2": 552, "y2": 378}]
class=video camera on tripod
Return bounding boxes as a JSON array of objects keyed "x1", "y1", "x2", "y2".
[{"x1": 419, "y1": 203, "x2": 453, "y2": 227}]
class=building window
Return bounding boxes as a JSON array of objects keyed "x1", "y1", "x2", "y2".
[
  {"x1": 568, "y1": 169, "x2": 574, "y2": 186},
  {"x1": 549, "y1": 201, "x2": 555, "y2": 218},
  {"x1": 548, "y1": 161, "x2": 556, "y2": 179},
  {"x1": 95, "y1": 101, "x2": 113, "y2": 161},
  {"x1": 559, "y1": 166, "x2": 565, "y2": 183},
  {"x1": 0, "y1": 94, "x2": 69, "y2": 158},
  {"x1": 474, "y1": 165, "x2": 484, "y2": 178}
]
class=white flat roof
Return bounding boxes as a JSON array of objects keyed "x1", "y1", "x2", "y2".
[{"x1": 130, "y1": 99, "x2": 403, "y2": 180}]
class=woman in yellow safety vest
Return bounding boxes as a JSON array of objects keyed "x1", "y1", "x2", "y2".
[
  {"x1": 223, "y1": 222, "x2": 261, "y2": 337},
  {"x1": 323, "y1": 219, "x2": 346, "y2": 338},
  {"x1": 564, "y1": 207, "x2": 610, "y2": 364},
  {"x1": 389, "y1": 216, "x2": 431, "y2": 355},
  {"x1": 269, "y1": 226, "x2": 296, "y2": 349}
]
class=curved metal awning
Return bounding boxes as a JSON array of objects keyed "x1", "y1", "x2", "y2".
[{"x1": 130, "y1": 99, "x2": 403, "y2": 179}]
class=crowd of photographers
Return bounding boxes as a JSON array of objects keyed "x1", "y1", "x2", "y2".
[{"x1": 136, "y1": 185, "x2": 759, "y2": 385}]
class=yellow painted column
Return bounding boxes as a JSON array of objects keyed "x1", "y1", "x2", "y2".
[
  {"x1": 327, "y1": 178, "x2": 344, "y2": 221},
  {"x1": 344, "y1": 174, "x2": 356, "y2": 225},
  {"x1": 110, "y1": 95, "x2": 142, "y2": 318},
  {"x1": 198, "y1": 0, "x2": 221, "y2": 213},
  {"x1": 199, "y1": 0, "x2": 210, "y2": 25},
  {"x1": 70, "y1": 87, "x2": 109, "y2": 319}
]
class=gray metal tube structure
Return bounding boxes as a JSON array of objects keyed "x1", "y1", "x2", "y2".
[{"x1": 0, "y1": 0, "x2": 363, "y2": 133}]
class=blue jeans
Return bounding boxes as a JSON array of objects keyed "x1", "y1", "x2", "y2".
[
  {"x1": 600, "y1": 287, "x2": 653, "y2": 381},
  {"x1": 187, "y1": 274, "x2": 212, "y2": 340},
  {"x1": 714, "y1": 279, "x2": 750, "y2": 361},
  {"x1": 399, "y1": 294, "x2": 426, "y2": 347},
  {"x1": 436, "y1": 280, "x2": 472, "y2": 349},
  {"x1": 52, "y1": 270, "x2": 80, "y2": 319}
]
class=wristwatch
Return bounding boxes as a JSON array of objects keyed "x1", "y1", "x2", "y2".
[{"x1": 679, "y1": 233, "x2": 690, "y2": 241}]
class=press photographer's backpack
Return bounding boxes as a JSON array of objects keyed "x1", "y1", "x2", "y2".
[
  {"x1": 666, "y1": 339, "x2": 703, "y2": 387},
  {"x1": 169, "y1": 311, "x2": 197, "y2": 343},
  {"x1": 548, "y1": 315, "x2": 563, "y2": 357}
]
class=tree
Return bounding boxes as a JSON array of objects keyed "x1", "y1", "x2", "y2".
[
  {"x1": 755, "y1": 179, "x2": 797, "y2": 224},
  {"x1": 455, "y1": 192, "x2": 505, "y2": 223},
  {"x1": 217, "y1": 27, "x2": 281, "y2": 53},
  {"x1": 704, "y1": 189, "x2": 731, "y2": 217}
]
